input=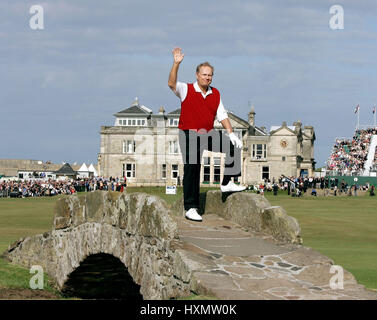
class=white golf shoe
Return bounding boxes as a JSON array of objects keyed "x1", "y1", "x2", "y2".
[
  {"x1": 220, "y1": 181, "x2": 247, "y2": 193},
  {"x1": 185, "y1": 208, "x2": 202, "y2": 221}
]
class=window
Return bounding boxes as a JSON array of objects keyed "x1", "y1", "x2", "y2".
[
  {"x1": 262, "y1": 166, "x2": 269, "y2": 180},
  {"x1": 123, "y1": 140, "x2": 136, "y2": 153},
  {"x1": 214, "y1": 157, "x2": 221, "y2": 183},
  {"x1": 169, "y1": 141, "x2": 179, "y2": 154},
  {"x1": 161, "y1": 164, "x2": 167, "y2": 179},
  {"x1": 252, "y1": 144, "x2": 267, "y2": 159},
  {"x1": 121, "y1": 118, "x2": 146, "y2": 126},
  {"x1": 122, "y1": 163, "x2": 136, "y2": 178},
  {"x1": 203, "y1": 157, "x2": 210, "y2": 183},
  {"x1": 169, "y1": 118, "x2": 179, "y2": 126},
  {"x1": 282, "y1": 156, "x2": 286, "y2": 161},
  {"x1": 171, "y1": 164, "x2": 179, "y2": 179}
]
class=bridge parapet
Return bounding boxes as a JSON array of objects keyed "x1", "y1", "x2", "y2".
[{"x1": 172, "y1": 191, "x2": 302, "y2": 245}]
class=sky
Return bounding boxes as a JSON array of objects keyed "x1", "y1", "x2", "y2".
[{"x1": 1, "y1": 0, "x2": 377, "y2": 167}]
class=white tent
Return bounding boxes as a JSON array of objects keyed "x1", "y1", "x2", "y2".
[
  {"x1": 88, "y1": 163, "x2": 98, "y2": 177},
  {"x1": 78, "y1": 163, "x2": 89, "y2": 172},
  {"x1": 77, "y1": 163, "x2": 90, "y2": 178}
]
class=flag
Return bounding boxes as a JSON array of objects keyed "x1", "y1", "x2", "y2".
[
  {"x1": 354, "y1": 104, "x2": 360, "y2": 114},
  {"x1": 373, "y1": 106, "x2": 376, "y2": 114}
]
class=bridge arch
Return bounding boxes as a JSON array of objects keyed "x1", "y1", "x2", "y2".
[{"x1": 61, "y1": 253, "x2": 142, "y2": 299}]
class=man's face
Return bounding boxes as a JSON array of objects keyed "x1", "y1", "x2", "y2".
[{"x1": 196, "y1": 66, "x2": 213, "y2": 88}]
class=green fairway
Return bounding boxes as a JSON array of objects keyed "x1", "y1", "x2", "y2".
[
  {"x1": 0, "y1": 188, "x2": 376, "y2": 293},
  {"x1": 0, "y1": 196, "x2": 63, "y2": 293},
  {"x1": 0, "y1": 196, "x2": 63, "y2": 254}
]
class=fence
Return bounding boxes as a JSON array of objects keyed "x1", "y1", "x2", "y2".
[
  {"x1": 326, "y1": 170, "x2": 364, "y2": 177},
  {"x1": 326, "y1": 175, "x2": 377, "y2": 187},
  {"x1": 0, "y1": 189, "x2": 10, "y2": 197}
]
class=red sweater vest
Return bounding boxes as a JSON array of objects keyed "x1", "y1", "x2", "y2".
[{"x1": 178, "y1": 83, "x2": 220, "y2": 132}]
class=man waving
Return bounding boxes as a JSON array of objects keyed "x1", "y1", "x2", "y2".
[{"x1": 168, "y1": 47, "x2": 246, "y2": 222}]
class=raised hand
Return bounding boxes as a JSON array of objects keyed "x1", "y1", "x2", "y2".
[{"x1": 172, "y1": 47, "x2": 184, "y2": 64}]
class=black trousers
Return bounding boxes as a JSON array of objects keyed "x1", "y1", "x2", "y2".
[{"x1": 178, "y1": 129, "x2": 242, "y2": 210}]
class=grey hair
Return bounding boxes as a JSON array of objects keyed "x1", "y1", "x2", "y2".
[{"x1": 196, "y1": 62, "x2": 214, "y2": 74}]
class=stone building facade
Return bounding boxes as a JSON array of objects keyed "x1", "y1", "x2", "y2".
[{"x1": 98, "y1": 99, "x2": 315, "y2": 186}]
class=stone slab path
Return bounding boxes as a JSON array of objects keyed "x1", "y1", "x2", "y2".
[{"x1": 173, "y1": 214, "x2": 377, "y2": 300}]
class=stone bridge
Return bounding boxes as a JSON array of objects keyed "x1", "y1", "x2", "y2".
[
  {"x1": 4, "y1": 191, "x2": 189, "y2": 299},
  {"x1": 4, "y1": 191, "x2": 377, "y2": 300}
]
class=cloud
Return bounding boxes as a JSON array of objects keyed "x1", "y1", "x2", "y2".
[{"x1": 1, "y1": 0, "x2": 377, "y2": 166}]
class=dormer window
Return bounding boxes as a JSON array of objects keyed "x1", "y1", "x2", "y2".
[
  {"x1": 169, "y1": 118, "x2": 179, "y2": 127},
  {"x1": 118, "y1": 118, "x2": 146, "y2": 126}
]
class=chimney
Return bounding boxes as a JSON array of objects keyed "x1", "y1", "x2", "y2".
[
  {"x1": 159, "y1": 106, "x2": 165, "y2": 114},
  {"x1": 131, "y1": 97, "x2": 139, "y2": 107},
  {"x1": 293, "y1": 120, "x2": 302, "y2": 128},
  {"x1": 248, "y1": 104, "x2": 255, "y2": 126}
]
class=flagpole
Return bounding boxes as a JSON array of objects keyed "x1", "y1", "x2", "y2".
[
  {"x1": 358, "y1": 106, "x2": 360, "y2": 130},
  {"x1": 374, "y1": 106, "x2": 376, "y2": 128},
  {"x1": 355, "y1": 104, "x2": 360, "y2": 130}
]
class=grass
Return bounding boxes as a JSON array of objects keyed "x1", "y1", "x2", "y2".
[
  {"x1": 0, "y1": 195, "x2": 65, "y2": 295},
  {"x1": 0, "y1": 187, "x2": 376, "y2": 296},
  {"x1": 0, "y1": 196, "x2": 62, "y2": 254},
  {"x1": 0, "y1": 257, "x2": 59, "y2": 295},
  {"x1": 126, "y1": 185, "x2": 218, "y2": 206}
]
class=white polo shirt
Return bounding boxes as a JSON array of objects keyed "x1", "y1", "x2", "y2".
[{"x1": 174, "y1": 81, "x2": 229, "y2": 122}]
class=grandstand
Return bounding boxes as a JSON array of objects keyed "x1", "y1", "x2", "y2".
[{"x1": 326, "y1": 127, "x2": 377, "y2": 177}]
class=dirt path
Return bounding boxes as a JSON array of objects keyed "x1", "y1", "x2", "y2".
[{"x1": 0, "y1": 288, "x2": 61, "y2": 300}]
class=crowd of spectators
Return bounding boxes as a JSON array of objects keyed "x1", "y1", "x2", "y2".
[
  {"x1": 1, "y1": 174, "x2": 374, "y2": 198},
  {"x1": 372, "y1": 148, "x2": 377, "y2": 172},
  {"x1": 326, "y1": 128, "x2": 377, "y2": 176},
  {"x1": 251, "y1": 176, "x2": 330, "y2": 195},
  {"x1": 250, "y1": 176, "x2": 375, "y2": 197},
  {"x1": 0, "y1": 177, "x2": 127, "y2": 198}
]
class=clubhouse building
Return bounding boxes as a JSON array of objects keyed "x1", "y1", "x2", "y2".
[{"x1": 98, "y1": 98, "x2": 316, "y2": 186}]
